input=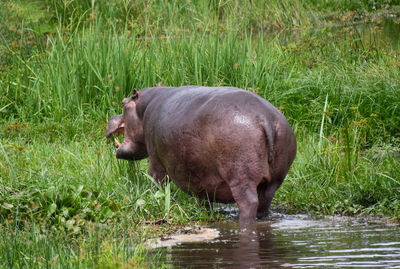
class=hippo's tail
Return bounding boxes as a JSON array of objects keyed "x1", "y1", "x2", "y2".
[{"x1": 261, "y1": 121, "x2": 275, "y2": 164}]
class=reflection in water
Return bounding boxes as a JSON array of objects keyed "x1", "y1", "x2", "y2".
[
  {"x1": 156, "y1": 214, "x2": 400, "y2": 268},
  {"x1": 349, "y1": 17, "x2": 400, "y2": 51},
  {"x1": 161, "y1": 221, "x2": 289, "y2": 268},
  {"x1": 278, "y1": 17, "x2": 400, "y2": 51}
]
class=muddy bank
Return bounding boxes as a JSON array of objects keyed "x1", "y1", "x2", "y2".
[{"x1": 145, "y1": 225, "x2": 220, "y2": 249}]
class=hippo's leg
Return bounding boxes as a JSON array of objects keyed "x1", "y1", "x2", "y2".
[
  {"x1": 256, "y1": 182, "x2": 278, "y2": 219},
  {"x1": 149, "y1": 156, "x2": 167, "y2": 183},
  {"x1": 230, "y1": 181, "x2": 259, "y2": 226},
  {"x1": 256, "y1": 176, "x2": 285, "y2": 218}
]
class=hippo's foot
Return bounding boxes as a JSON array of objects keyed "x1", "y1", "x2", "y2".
[{"x1": 256, "y1": 209, "x2": 269, "y2": 220}]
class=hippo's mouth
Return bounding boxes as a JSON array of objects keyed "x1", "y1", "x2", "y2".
[{"x1": 114, "y1": 138, "x2": 131, "y2": 159}]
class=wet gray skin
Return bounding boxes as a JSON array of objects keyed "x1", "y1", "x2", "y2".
[{"x1": 106, "y1": 86, "x2": 296, "y2": 225}]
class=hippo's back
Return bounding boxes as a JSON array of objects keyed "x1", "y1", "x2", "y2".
[{"x1": 142, "y1": 86, "x2": 285, "y2": 129}]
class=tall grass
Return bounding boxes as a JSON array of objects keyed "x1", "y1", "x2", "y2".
[
  {"x1": 45, "y1": 0, "x2": 317, "y2": 33},
  {"x1": 0, "y1": 218, "x2": 164, "y2": 268},
  {"x1": 276, "y1": 132, "x2": 400, "y2": 217},
  {"x1": 3, "y1": 21, "x2": 399, "y2": 141}
]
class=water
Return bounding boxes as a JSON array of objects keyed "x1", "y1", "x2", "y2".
[
  {"x1": 341, "y1": 16, "x2": 400, "y2": 51},
  {"x1": 156, "y1": 214, "x2": 400, "y2": 268},
  {"x1": 278, "y1": 16, "x2": 400, "y2": 51}
]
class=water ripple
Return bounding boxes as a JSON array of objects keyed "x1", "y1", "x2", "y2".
[{"x1": 154, "y1": 214, "x2": 400, "y2": 268}]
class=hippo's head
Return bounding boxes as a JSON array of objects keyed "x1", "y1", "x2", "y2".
[{"x1": 106, "y1": 90, "x2": 148, "y2": 160}]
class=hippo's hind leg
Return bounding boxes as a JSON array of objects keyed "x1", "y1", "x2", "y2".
[
  {"x1": 229, "y1": 180, "x2": 259, "y2": 226},
  {"x1": 256, "y1": 180, "x2": 282, "y2": 219}
]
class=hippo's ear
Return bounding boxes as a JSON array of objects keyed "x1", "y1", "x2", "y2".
[
  {"x1": 105, "y1": 114, "x2": 125, "y2": 138},
  {"x1": 131, "y1": 88, "x2": 139, "y2": 100}
]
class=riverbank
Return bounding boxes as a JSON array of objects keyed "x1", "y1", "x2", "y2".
[{"x1": 1, "y1": 0, "x2": 400, "y2": 267}]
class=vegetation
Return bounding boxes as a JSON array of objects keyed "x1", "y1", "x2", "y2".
[{"x1": 1, "y1": 0, "x2": 400, "y2": 267}]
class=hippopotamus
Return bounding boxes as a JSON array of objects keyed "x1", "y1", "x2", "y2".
[{"x1": 106, "y1": 86, "x2": 296, "y2": 225}]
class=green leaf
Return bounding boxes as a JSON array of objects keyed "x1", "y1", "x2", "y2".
[
  {"x1": 165, "y1": 184, "x2": 171, "y2": 215},
  {"x1": 48, "y1": 203, "x2": 57, "y2": 215},
  {"x1": 154, "y1": 191, "x2": 164, "y2": 199},
  {"x1": 76, "y1": 185, "x2": 84, "y2": 194},
  {"x1": 45, "y1": 186, "x2": 56, "y2": 200},
  {"x1": 101, "y1": 207, "x2": 113, "y2": 219}
]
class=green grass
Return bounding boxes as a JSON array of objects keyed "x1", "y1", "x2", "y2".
[
  {"x1": 1, "y1": 219, "x2": 163, "y2": 268},
  {"x1": 0, "y1": 130, "x2": 219, "y2": 267},
  {"x1": 276, "y1": 133, "x2": 400, "y2": 217},
  {"x1": 1, "y1": 0, "x2": 400, "y2": 267},
  {"x1": 4, "y1": 21, "x2": 399, "y2": 142}
]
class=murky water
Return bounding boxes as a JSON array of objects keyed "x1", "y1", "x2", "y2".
[
  {"x1": 340, "y1": 16, "x2": 400, "y2": 51},
  {"x1": 155, "y1": 214, "x2": 400, "y2": 268},
  {"x1": 278, "y1": 16, "x2": 400, "y2": 51}
]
